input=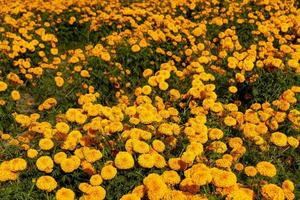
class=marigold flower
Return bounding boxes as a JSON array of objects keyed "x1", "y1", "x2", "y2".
[
  {"x1": 261, "y1": 184, "x2": 285, "y2": 200},
  {"x1": 83, "y1": 147, "x2": 102, "y2": 163},
  {"x1": 228, "y1": 86, "x2": 238, "y2": 93},
  {"x1": 244, "y1": 166, "x2": 257, "y2": 177},
  {"x1": 88, "y1": 186, "x2": 106, "y2": 199},
  {"x1": 162, "y1": 170, "x2": 181, "y2": 185},
  {"x1": 36, "y1": 176, "x2": 57, "y2": 192},
  {"x1": 11, "y1": 90, "x2": 21, "y2": 101},
  {"x1": 209, "y1": 128, "x2": 224, "y2": 140},
  {"x1": 212, "y1": 169, "x2": 237, "y2": 187},
  {"x1": 0, "y1": 81, "x2": 8, "y2": 92},
  {"x1": 9, "y1": 158, "x2": 27, "y2": 172},
  {"x1": 55, "y1": 122, "x2": 70, "y2": 134},
  {"x1": 120, "y1": 194, "x2": 141, "y2": 200},
  {"x1": 152, "y1": 139, "x2": 165, "y2": 153},
  {"x1": 90, "y1": 174, "x2": 103, "y2": 186},
  {"x1": 138, "y1": 153, "x2": 154, "y2": 168},
  {"x1": 39, "y1": 138, "x2": 54, "y2": 150},
  {"x1": 54, "y1": 152, "x2": 67, "y2": 164},
  {"x1": 143, "y1": 173, "x2": 168, "y2": 199},
  {"x1": 55, "y1": 76, "x2": 64, "y2": 87},
  {"x1": 114, "y1": 151, "x2": 134, "y2": 169},
  {"x1": 56, "y1": 188, "x2": 75, "y2": 200},
  {"x1": 141, "y1": 85, "x2": 152, "y2": 95},
  {"x1": 224, "y1": 116, "x2": 237, "y2": 126},
  {"x1": 36, "y1": 156, "x2": 54, "y2": 173},
  {"x1": 158, "y1": 81, "x2": 169, "y2": 91},
  {"x1": 256, "y1": 161, "x2": 276, "y2": 177},
  {"x1": 132, "y1": 140, "x2": 150, "y2": 154},
  {"x1": 209, "y1": 141, "x2": 227, "y2": 153},
  {"x1": 131, "y1": 44, "x2": 141, "y2": 52},
  {"x1": 282, "y1": 180, "x2": 294, "y2": 191},
  {"x1": 143, "y1": 69, "x2": 153, "y2": 78},
  {"x1": 27, "y1": 149, "x2": 38, "y2": 158},
  {"x1": 270, "y1": 132, "x2": 287, "y2": 147},
  {"x1": 101, "y1": 165, "x2": 117, "y2": 180},
  {"x1": 101, "y1": 52, "x2": 111, "y2": 61},
  {"x1": 287, "y1": 136, "x2": 299, "y2": 148},
  {"x1": 153, "y1": 153, "x2": 167, "y2": 168}
]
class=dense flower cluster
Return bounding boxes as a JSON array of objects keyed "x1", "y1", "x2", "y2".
[{"x1": 0, "y1": 0, "x2": 300, "y2": 199}]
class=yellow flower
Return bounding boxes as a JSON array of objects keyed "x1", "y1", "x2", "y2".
[
  {"x1": 224, "y1": 116, "x2": 237, "y2": 126},
  {"x1": 191, "y1": 169, "x2": 212, "y2": 186},
  {"x1": 148, "y1": 76, "x2": 157, "y2": 87},
  {"x1": 181, "y1": 151, "x2": 196, "y2": 164},
  {"x1": 36, "y1": 156, "x2": 54, "y2": 173},
  {"x1": 186, "y1": 142, "x2": 203, "y2": 156},
  {"x1": 83, "y1": 186, "x2": 106, "y2": 199},
  {"x1": 132, "y1": 185, "x2": 145, "y2": 198},
  {"x1": 185, "y1": 48, "x2": 193, "y2": 56},
  {"x1": 209, "y1": 128, "x2": 224, "y2": 140},
  {"x1": 131, "y1": 44, "x2": 141, "y2": 52},
  {"x1": 282, "y1": 180, "x2": 294, "y2": 191},
  {"x1": 227, "y1": 188, "x2": 254, "y2": 200},
  {"x1": 212, "y1": 169, "x2": 237, "y2": 188},
  {"x1": 235, "y1": 73, "x2": 245, "y2": 83},
  {"x1": 39, "y1": 138, "x2": 54, "y2": 150},
  {"x1": 27, "y1": 149, "x2": 38, "y2": 158},
  {"x1": 168, "y1": 158, "x2": 182, "y2": 171},
  {"x1": 162, "y1": 170, "x2": 181, "y2": 185},
  {"x1": 101, "y1": 165, "x2": 117, "y2": 180},
  {"x1": 209, "y1": 141, "x2": 227, "y2": 154},
  {"x1": 270, "y1": 131, "x2": 288, "y2": 147},
  {"x1": 0, "y1": 169, "x2": 18, "y2": 182},
  {"x1": 55, "y1": 76, "x2": 64, "y2": 87},
  {"x1": 244, "y1": 166, "x2": 257, "y2": 177},
  {"x1": 228, "y1": 86, "x2": 238, "y2": 93},
  {"x1": 143, "y1": 69, "x2": 153, "y2": 78},
  {"x1": 153, "y1": 153, "x2": 167, "y2": 168},
  {"x1": 132, "y1": 140, "x2": 150, "y2": 154},
  {"x1": 54, "y1": 152, "x2": 67, "y2": 164},
  {"x1": 287, "y1": 136, "x2": 299, "y2": 148},
  {"x1": 261, "y1": 184, "x2": 285, "y2": 200},
  {"x1": 143, "y1": 173, "x2": 168, "y2": 200},
  {"x1": 142, "y1": 85, "x2": 152, "y2": 95},
  {"x1": 159, "y1": 81, "x2": 169, "y2": 91},
  {"x1": 169, "y1": 89, "x2": 181, "y2": 100},
  {"x1": 56, "y1": 188, "x2": 75, "y2": 200},
  {"x1": 68, "y1": 130, "x2": 82, "y2": 141},
  {"x1": 152, "y1": 140, "x2": 165, "y2": 153},
  {"x1": 36, "y1": 176, "x2": 57, "y2": 192},
  {"x1": 120, "y1": 194, "x2": 141, "y2": 200},
  {"x1": 138, "y1": 154, "x2": 154, "y2": 168},
  {"x1": 101, "y1": 52, "x2": 111, "y2": 61},
  {"x1": 56, "y1": 122, "x2": 70, "y2": 134},
  {"x1": 80, "y1": 70, "x2": 90, "y2": 78},
  {"x1": 192, "y1": 26, "x2": 205, "y2": 37},
  {"x1": 114, "y1": 151, "x2": 134, "y2": 169},
  {"x1": 0, "y1": 81, "x2": 8, "y2": 92},
  {"x1": 215, "y1": 158, "x2": 231, "y2": 168},
  {"x1": 256, "y1": 161, "x2": 276, "y2": 177},
  {"x1": 61, "y1": 156, "x2": 80, "y2": 173},
  {"x1": 69, "y1": 16, "x2": 76, "y2": 25},
  {"x1": 9, "y1": 158, "x2": 27, "y2": 172},
  {"x1": 11, "y1": 90, "x2": 21, "y2": 101},
  {"x1": 79, "y1": 182, "x2": 92, "y2": 193},
  {"x1": 90, "y1": 174, "x2": 103, "y2": 186},
  {"x1": 83, "y1": 147, "x2": 102, "y2": 163},
  {"x1": 50, "y1": 48, "x2": 58, "y2": 55}
]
